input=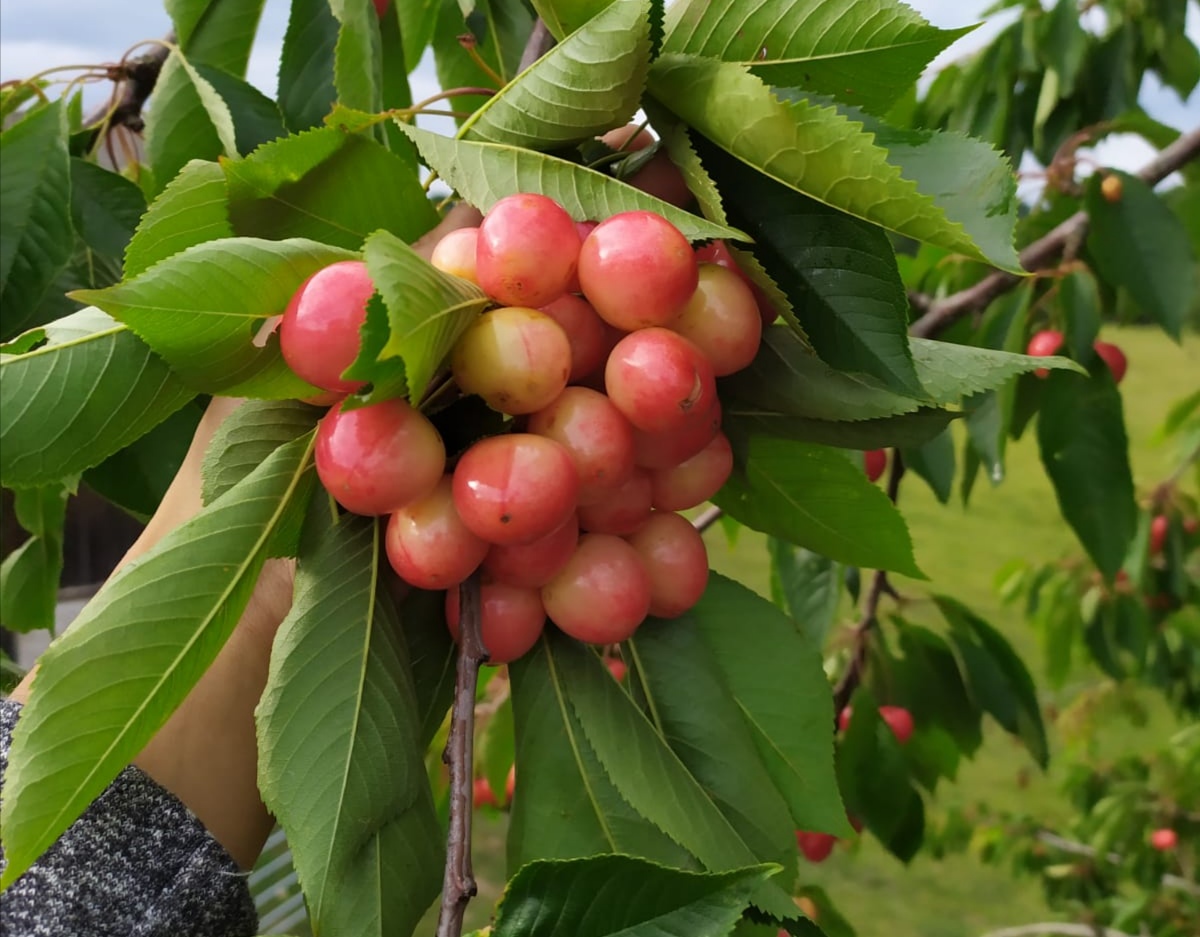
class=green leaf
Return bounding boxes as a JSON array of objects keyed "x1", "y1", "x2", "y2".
[
  {"x1": 399, "y1": 125, "x2": 744, "y2": 242},
  {"x1": 0, "y1": 100, "x2": 73, "y2": 339},
  {"x1": 662, "y1": 0, "x2": 972, "y2": 114},
  {"x1": 167, "y1": 0, "x2": 267, "y2": 77},
  {"x1": 687, "y1": 574, "x2": 849, "y2": 835},
  {"x1": 396, "y1": 0, "x2": 440, "y2": 71},
  {"x1": 0, "y1": 481, "x2": 72, "y2": 633},
  {"x1": 68, "y1": 160, "x2": 146, "y2": 262},
  {"x1": 74, "y1": 237, "x2": 357, "y2": 397},
  {"x1": 201, "y1": 399, "x2": 323, "y2": 505},
  {"x1": 144, "y1": 49, "x2": 239, "y2": 195},
  {"x1": 891, "y1": 620, "x2": 981, "y2": 757},
  {"x1": 507, "y1": 639, "x2": 694, "y2": 869},
  {"x1": 1085, "y1": 171, "x2": 1195, "y2": 340},
  {"x1": 768, "y1": 539, "x2": 841, "y2": 647},
  {"x1": 393, "y1": 586, "x2": 456, "y2": 749},
  {"x1": 225, "y1": 127, "x2": 438, "y2": 249},
  {"x1": 1, "y1": 308, "x2": 194, "y2": 487},
  {"x1": 461, "y1": 0, "x2": 650, "y2": 149},
  {"x1": 124, "y1": 160, "x2": 233, "y2": 278},
  {"x1": 256, "y1": 509, "x2": 442, "y2": 933},
  {"x1": 902, "y1": 427, "x2": 956, "y2": 504},
  {"x1": 648, "y1": 56, "x2": 1021, "y2": 271},
  {"x1": 362, "y1": 229, "x2": 489, "y2": 402},
  {"x1": 714, "y1": 434, "x2": 923, "y2": 578},
  {"x1": 330, "y1": 0, "x2": 384, "y2": 115},
  {"x1": 936, "y1": 595, "x2": 1049, "y2": 768},
  {"x1": 724, "y1": 405, "x2": 958, "y2": 452},
  {"x1": 0, "y1": 434, "x2": 315, "y2": 888},
  {"x1": 1060, "y1": 269, "x2": 1101, "y2": 360},
  {"x1": 491, "y1": 855, "x2": 775, "y2": 937},
  {"x1": 1036, "y1": 367, "x2": 1137, "y2": 579},
  {"x1": 531, "y1": 0, "x2": 615, "y2": 39},
  {"x1": 196, "y1": 65, "x2": 288, "y2": 154},
  {"x1": 277, "y1": 0, "x2": 339, "y2": 133},
  {"x1": 909, "y1": 336, "x2": 1082, "y2": 405}
]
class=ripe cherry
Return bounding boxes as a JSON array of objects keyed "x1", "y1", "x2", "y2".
[
  {"x1": 452, "y1": 434, "x2": 579, "y2": 545},
  {"x1": 1027, "y1": 329, "x2": 1065, "y2": 378},
  {"x1": 650, "y1": 432, "x2": 733, "y2": 511},
  {"x1": 446, "y1": 578, "x2": 546, "y2": 665},
  {"x1": 473, "y1": 776, "x2": 497, "y2": 809},
  {"x1": 578, "y1": 212, "x2": 698, "y2": 330},
  {"x1": 626, "y1": 511, "x2": 709, "y2": 618},
  {"x1": 1093, "y1": 340, "x2": 1127, "y2": 384},
  {"x1": 505, "y1": 765, "x2": 516, "y2": 804},
  {"x1": 1149, "y1": 514, "x2": 1169, "y2": 555},
  {"x1": 452, "y1": 307, "x2": 571, "y2": 415},
  {"x1": 476, "y1": 194, "x2": 579, "y2": 307},
  {"x1": 482, "y1": 514, "x2": 579, "y2": 589},
  {"x1": 795, "y1": 830, "x2": 836, "y2": 863},
  {"x1": 539, "y1": 294, "x2": 611, "y2": 383},
  {"x1": 606, "y1": 328, "x2": 718, "y2": 434},
  {"x1": 542, "y1": 534, "x2": 652, "y2": 644},
  {"x1": 864, "y1": 449, "x2": 887, "y2": 483},
  {"x1": 606, "y1": 656, "x2": 627, "y2": 681},
  {"x1": 669, "y1": 263, "x2": 762, "y2": 376},
  {"x1": 280, "y1": 260, "x2": 374, "y2": 393},
  {"x1": 599, "y1": 125, "x2": 692, "y2": 208},
  {"x1": 385, "y1": 477, "x2": 488, "y2": 590},
  {"x1": 1149, "y1": 828, "x2": 1178, "y2": 851},
  {"x1": 315, "y1": 398, "x2": 445, "y2": 516},
  {"x1": 528, "y1": 387, "x2": 636, "y2": 502},
  {"x1": 632, "y1": 401, "x2": 721, "y2": 469},
  {"x1": 430, "y1": 227, "x2": 479, "y2": 283},
  {"x1": 879, "y1": 705, "x2": 915, "y2": 745},
  {"x1": 694, "y1": 240, "x2": 777, "y2": 328},
  {"x1": 577, "y1": 470, "x2": 652, "y2": 535}
]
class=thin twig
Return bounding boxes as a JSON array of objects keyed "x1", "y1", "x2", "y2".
[
  {"x1": 910, "y1": 127, "x2": 1200, "y2": 338},
  {"x1": 978, "y1": 924, "x2": 1135, "y2": 937},
  {"x1": 435, "y1": 572, "x2": 487, "y2": 937},
  {"x1": 692, "y1": 505, "x2": 724, "y2": 534},
  {"x1": 1036, "y1": 831, "x2": 1200, "y2": 897}
]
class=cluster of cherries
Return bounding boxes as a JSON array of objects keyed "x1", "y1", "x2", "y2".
[
  {"x1": 279, "y1": 193, "x2": 773, "y2": 664},
  {"x1": 1026, "y1": 329, "x2": 1128, "y2": 384}
]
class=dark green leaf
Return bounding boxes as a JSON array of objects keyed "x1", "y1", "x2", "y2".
[
  {"x1": 167, "y1": 0, "x2": 267, "y2": 77},
  {"x1": 68, "y1": 160, "x2": 146, "y2": 262},
  {"x1": 330, "y1": 0, "x2": 384, "y2": 115},
  {"x1": 768, "y1": 538, "x2": 841, "y2": 646},
  {"x1": 278, "y1": 0, "x2": 339, "y2": 133},
  {"x1": 0, "y1": 481, "x2": 72, "y2": 633},
  {"x1": 124, "y1": 160, "x2": 233, "y2": 278},
  {"x1": 891, "y1": 620, "x2": 981, "y2": 757},
  {"x1": 195, "y1": 65, "x2": 288, "y2": 154},
  {"x1": 724, "y1": 406, "x2": 959, "y2": 452},
  {"x1": 396, "y1": 0, "x2": 439, "y2": 70},
  {"x1": 902, "y1": 427, "x2": 956, "y2": 504}
]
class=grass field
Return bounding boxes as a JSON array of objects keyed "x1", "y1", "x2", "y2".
[{"x1": 443, "y1": 326, "x2": 1199, "y2": 936}]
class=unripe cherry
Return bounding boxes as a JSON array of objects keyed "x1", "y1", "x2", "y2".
[
  {"x1": 315, "y1": 398, "x2": 445, "y2": 516},
  {"x1": 601, "y1": 125, "x2": 693, "y2": 208},
  {"x1": 578, "y1": 211, "x2": 698, "y2": 330},
  {"x1": 650, "y1": 432, "x2": 733, "y2": 511},
  {"x1": 632, "y1": 401, "x2": 721, "y2": 469},
  {"x1": 606, "y1": 328, "x2": 718, "y2": 433},
  {"x1": 476, "y1": 193, "x2": 579, "y2": 307},
  {"x1": 539, "y1": 294, "x2": 610, "y2": 383},
  {"x1": 625, "y1": 512, "x2": 709, "y2": 618},
  {"x1": 430, "y1": 227, "x2": 479, "y2": 283},
  {"x1": 482, "y1": 514, "x2": 579, "y2": 589},
  {"x1": 1027, "y1": 329, "x2": 1065, "y2": 378},
  {"x1": 446, "y1": 579, "x2": 546, "y2": 664},
  {"x1": 528, "y1": 387, "x2": 635, "y2": 501},
  {"x1": 670, "y1": 263, "x2": 762, "y2": 375},
  {"x1": 577, "y1": 470, "x2": 652, "y2": 535},
  {"x1": 542, "y1": 534, "x2": 652, "y2": 644},
  {"x1": 385, "y1": 476, "x2": 488, "y2": 590},
  {"x1": 280, "y1": 260, "x2": 374, "y2": 393},
  {"x1": 452, "y1": 434, "x2": 579, "y2": 545},
  {"x1": 451, "y1": 307, "x2": 571, "y2": 415}
]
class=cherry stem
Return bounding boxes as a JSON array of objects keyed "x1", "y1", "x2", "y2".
[
  {"x1": 409, "y1": 87, "x2": 497, "y2": 112},
  {"x1": 435, "y1": 571, "x2": 487, "y2": 937},
  {"x1": 457, "y1": 34, "x2": 505, "y2": 89}
]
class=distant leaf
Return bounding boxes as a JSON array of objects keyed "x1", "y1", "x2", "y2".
[
  {"x1": 256, "y1": 510, "x2": 442, "y2": 932},
  {"x1": 662, "y1": 0, "x2": 972, "y2": 114},
  {"x1": 462, "y1": 0, "x2": 650, "y2": 149},
  {"x1": 768, "y1": 538, "x2": 841, "y2": 646},
  {"x1": 1085, "y1": 171, "x2": 1195, "y2": 340},
  {"x1": 531, "y1": 0, "x2": 615, "y2": 39},
  {"x1": 902, "y1": 427, "x2": 956, "y2": 504},
  {"x1": 936, "y1": 595, "x2": 1049, "y2": 768},
  {"x1": 0, "y1": 435, "x2": 315, "y2": 888},
  {"x1": 400, "y1": 125, "x2": 744, "y2": 242},
  {"x1": 201, "y1": 399, "x2": 322, "y2": 504},
  {"x1": 1037, "y1": 368, "x2": 1137, "y2": 579},
  {"x1": 124, "y1": 160, "x2": 233, "y2": 278},
  {"x1": 491, "y1": 855, "x2": 775, "y2": 937},
  {"x1": 396, "y1": 0, "x2": 439, "y2": 69},
  {"x1": 277, "y1": 0, "x2": 339, "y2": 132},
  {"x1": 648, "y1": 56, "x2": 1021, "y2": 271},
  {"x1": 166, "y1": 0, "x2": 267, "y2": 76},
  {"x1": 714, "y1": 434, "x2": 923, "y2": 578},
  {"x1": 144, "y1": 49, "x2": 239, "y2": 195},
  {"x1": 68, "y1": 160, "x2": 146, "y2": 262},
  {"x1": 329, "y1": 0, "x2": 384, "y2": 115},
  {"x1": 1, "y1": 308, "x2": 194, "y2": 487},
  {"x1": 226, "y1": 127, "x2": 438, "y2": 249},
  {"x1": 74, "y1": 238, "x2": 357, "y2": 397},
  {"x1": 196, "y1": 65, "x2": 287, "y2": 154},
  {"x1": 0, "y1": 100, "x2": 73, "y2": 339},
  {"x1": 0, "y1": 481, "x2": 72, "y2": 633},
  {"x1": 910, "y1": 336, "x2": 1082, "y2": 405},
  {"x1": 1059, "y1": 269, "x2": 1101, "y2": 360}
]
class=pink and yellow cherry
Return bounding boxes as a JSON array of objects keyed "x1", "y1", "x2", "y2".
[
  {"x1": 577, "y1": 470, "x2": 652, "y2": 535},
  {"x1": 578, "y1": 212, "x2": 698, "y2": 330},
  {"x1": 452, "y1": 434, "x2": 579, "y2": 545},
  {"x1": 694, "y1": 240, "x2": 777, "y2": 328},
  {"x1": 631, "y1": 401, "x2": 721, "y2": 469},
  {"x1": 482, "y1": 514, "x2": 579, "y2": 589},
  {"x1": 475, "y1": 193, "x2": 579, "y2": 307},
  {"x1": 795, "y1": 830, "x2": 836, "y2": 863},
  {"x1": 385, "y1": 477, "x2": 488, "y2": 590},
  {"x1": 670, "y1": 263, "x2": 762, "y2": 376},
  {"x1": 1027, "y1": 329, "x2": 1065, "y2": 378},
  {"x1": 542, "y1": 534, "x2": 652, "y2": 644},
  {"x1": 528, "y1": 387, "x2": 635, "y2": 502},
  {"x1": 1093, "y1": 340, "x2": 1128, "y2": 384},
  {"x1": 650, "y1": 432, "x2": 733, "y2": 511},
  {"x1": 864, "y1": 449, "x2": 887, "y2": 483},
  {"x1": 451, "y1": 307, "x2": 571, "y2": 415},
  {"x1": 430, "y1": 227, "x2": 480, "y2": 283},
  {"x1": 606, "y1": 328, "x2": 718, "y2": 434},
  {"x1": 315, "y1": 398, "x2": 445, "y2": 516},
  {"x1": 625, "y1": 511, "x2": 709, "y2": 618},
  {"x1": 446, "y1": 578, "x2": 545, "y2": 665},
  {"x1": 280, "y1": 260, "x2": 374, "y2": 393},
  {"x1": 539, "y1": 294, "x2": 611, "y2": 383}
]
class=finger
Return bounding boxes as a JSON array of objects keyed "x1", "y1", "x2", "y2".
[{"x1": 412, "y1": 202, "x2": 484, "y2": 260}]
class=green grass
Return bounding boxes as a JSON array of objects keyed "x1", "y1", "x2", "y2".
[{"x1": 453, "y1": 326, "x2": 1198, "y2": 936}]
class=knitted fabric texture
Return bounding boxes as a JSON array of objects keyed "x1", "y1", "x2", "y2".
[{"x1": 0, "y1": 698, "x2": 258, "y2": 937}]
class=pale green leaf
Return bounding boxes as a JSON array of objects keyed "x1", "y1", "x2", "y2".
[
  {"x1": 0, "y1": 434, "x2": 315, "y2": 888},
  {"x1": 768, "y1": 539, "x2": 842, "y2": 647},
  {"x1": 201, "y1": 399, "x2": 323, "y2": 505},
  {"x1": 124, "y1": 160, "x2": 233, "y2": 278},
  {"x1": 0, "y1": 481, "x2": 71, "y2": 633},
  {"x1": 531, "y1": 0, "x2": 615, "y2": 39},
  {"x1": 910, "y1": 337, "x2": 1083, "y2": 405}
]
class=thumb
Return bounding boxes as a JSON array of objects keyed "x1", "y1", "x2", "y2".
[{"x1": 412, "y1": 202, "x2": 484, "y2": 260}]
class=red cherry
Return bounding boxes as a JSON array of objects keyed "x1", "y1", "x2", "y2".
[
  {"x1": 606, "y1": 657, "x2": 627, "y2": 681},
  {"x1": 279, "y1": 261, "x2": 374, "y2": 393},
  {"x1": 1026, "y1": 329, "x2": 1065, "y2": 378},
  {"x1": 837, "y1": 707, "x2": 852, "y2": 734},
  {"x1": 1092, "y1": 340, "x2": 1127, "y2": 384},
  {"x1": 1150, "y1": 515, "x2": 1169, "y2": 555},
  {"x1": 795, "y1": 830, "x2": 836, "y2": 863},
  {"x1": 879, "y1": 705, "x2": 915, "y2": 745},
  {"x1": 863, "y1": 449, "x2": 887, "y2": 483},
  {"x1": 505, "y1": 764, "x2": 516, "y2": 804},
  {"x1": 473, "y1": 777, "x2": 497, "y2": 808},
  {"x1": 1150, "y1": 828, "x2": 1177, "y2": 851}
]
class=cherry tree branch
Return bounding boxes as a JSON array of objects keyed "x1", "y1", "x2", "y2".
[
  {"x1": 910, "y1": 127, "x2": 1200, "y2": 339},
  {"x1": 1036, "y1": 831, "x2": 1200, "y2": 897},
  {"x1": 435, "y1": 571, "x2": 487, "y2": 937},
  {"x1": 979, "y1": 924, "x2": 1135, "y2": 937}
]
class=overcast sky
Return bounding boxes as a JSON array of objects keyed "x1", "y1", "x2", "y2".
[{"x1": 2, "y1": 0, "x2": 1196, "y2": 181}]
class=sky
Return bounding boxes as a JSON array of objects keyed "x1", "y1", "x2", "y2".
[{"x1": 1, "y1": 0, "x2": 1197, "y2": 184}]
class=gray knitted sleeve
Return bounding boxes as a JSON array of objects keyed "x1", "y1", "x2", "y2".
[{"x1": 0, "y1": 698, "x2": 259, "y2": 937}]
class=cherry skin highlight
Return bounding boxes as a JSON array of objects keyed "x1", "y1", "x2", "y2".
[
  {"x1": 385, "y1": 476, "x2": 488, "y2": 590},
  {"x1": 475, "y1": 193, "x2": 579, "y2": 307},
  {"x1": 542, "y1": 534, "x2": 652, "y2": 644},
  {"x1": 430, "y1": 226, "x2": 479, "y2": 283},
  {"x1": 446, "y1": 579, "x2": 546, "y2": 665},
  {"x1": 280, "y1": 260, "x2": 374, "y2": 393}
]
